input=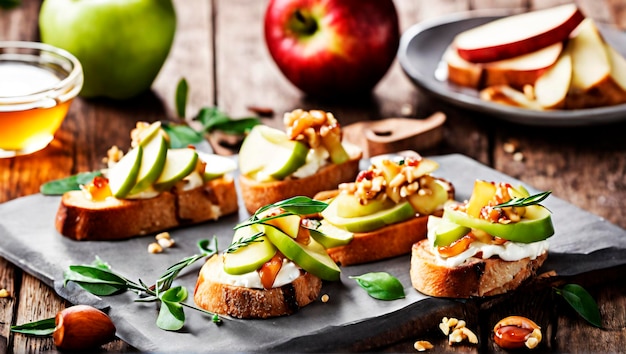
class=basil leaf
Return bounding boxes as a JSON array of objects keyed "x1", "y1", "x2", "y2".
[
  {"x1": 63, "y1": 265, "x2": 128, "y2": 296},
  {"x1": 175, "y1": 78, "x2": 188, "y2": 119},
  {"x1": 196, "y1": 107, "x2": 232, "y2": 132},
  {"x1": 555, "y1": 284, "x2": 602, "y2": 328},
  {"x1": 157, "y1": 286, "x2": 187, "y2": 331},
  {"x1": 350, "y1": 272, "x2": 405, "y2": 300},
  {"x1": 40, "y1": 171, "x2": 102, "y2": 195},
  {"x1": 161, "y1": 122, "x2": 203, "y2": 148},
  {"x1": 10, "y1": 317, "x2": 56, "y2": 336},
  {"x1": 211, "y1": 117, "x2": 260, "y2": 135}
]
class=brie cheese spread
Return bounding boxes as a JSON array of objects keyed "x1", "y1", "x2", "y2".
[{"x1": 216, "y1": 259, "x2": 302, "y2": 289}]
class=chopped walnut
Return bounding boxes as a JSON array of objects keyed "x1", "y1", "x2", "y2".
[
  {"x1": 130, "y1": 121, "x2": 152, "y2": 147},
  {"x1": 414, "y1": 340, "x2": 433, "y2": 351},
  {"x1": 104, "y1": 145, "x2": 124, "y2": 167},
  {"x1": 440, "y1": 317, "x2": 478, "y2": 346},
  {"x1": 283, "y1": 109, "x2": 342, "y2": 149}
]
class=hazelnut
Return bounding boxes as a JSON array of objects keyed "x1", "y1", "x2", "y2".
[
  {"x1": 53, "y1": 305, "x2": 116, "y2": 351},
  {"x1": 493, "y1": 315, "x2": 542, "y2": 350}
]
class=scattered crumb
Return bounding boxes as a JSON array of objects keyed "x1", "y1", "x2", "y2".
[
  {"x1": 0, "y1": 288, "x2": 10, "y2": 298},
  {"x1": 148, "y1": 242, "x2": 163, "y2": 254},
  {"x1": 513, "y1": 151, "x2": 524, "y2": 162},
  {"x1": 321, "y1": 294, "x2": 329, "y2": 303},
  {"x1": 401, "y1": 103, "x2": 414, "y2": 117},
  {"x1": 414, "y1": 340, "x2": 433, "y2": 351}
]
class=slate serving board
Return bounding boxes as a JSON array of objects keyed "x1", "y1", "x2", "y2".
[{"x1": 0, "y1": 154, "x2": 625, "y2": 352}]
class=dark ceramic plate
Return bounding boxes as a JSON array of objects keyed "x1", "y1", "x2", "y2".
[{"x1": 398, "y1": 11, "x2": 626, "y2": 126}]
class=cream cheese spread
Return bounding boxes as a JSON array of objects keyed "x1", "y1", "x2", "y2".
[
  {"x1": 427, "y1": 216, "x2": 549, "y2": 268},
  {"x1": 216, "y1": 258, "x2": 302, "y2": 289}
]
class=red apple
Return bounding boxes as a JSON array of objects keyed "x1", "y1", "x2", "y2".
[
  {"x1": 454, "y1": 4, "x2": 584, "y2": 63},
  {"x1": 264, "y1": 0, "x2": 400, "y2": 98}
]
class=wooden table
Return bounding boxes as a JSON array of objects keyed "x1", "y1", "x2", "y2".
[{"x1": 1, "y1": 0, "x2": 625, "y2": 352}]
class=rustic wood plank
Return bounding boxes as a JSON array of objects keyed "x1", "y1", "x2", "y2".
[{"x1": 0, "y1": 258, "x2": 17, "y2": 353}]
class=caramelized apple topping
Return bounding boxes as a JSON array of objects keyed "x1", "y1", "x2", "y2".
[
  {"x1": 83, "y1": 176, "x2": 112, "y2": 201},
  {"x1": 283, "y1": 109, "x2": 342, "y2": 149},
  {"x1": 259, "y1": 253, "x2": 284, "y2": 290},
  {"x1": 455, "y1": 182, "x2": 526, "y2": 224},
  {"x1": 338, "y1": 157, "x2": 438, "y2": 205}
]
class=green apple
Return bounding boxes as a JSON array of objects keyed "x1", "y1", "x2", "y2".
[
  {"x1": 263, "y1": 214, "x2": 302, "y2": 239},
  {"x1": 107, "y1": 145, "x2": 143, "y2": 198},
  {"x1": 332, "y1": 193, "x2": 394, "y2": 218},
  {"x1": 263, "y1": 224, "x2": 340, "y2": 281},
  {"x1": 407, "y1": 178, "x2": 450, "y2": 215},
  {"x1": 239, "y1": 125, "x2": 309, "y2": 181},
  {"x1": 137, "y1": 121, "x2": 163, "y2": 145},
  {"x1": 129, "y1": 134, "x2": 168, "y2": 195},
  {"x1": 223, "y1": 225, "x2": 276, "y2": 275},
  {"x1": 39, "y1": 0, "x2": 176, "y2": 99},
  {"x1": 433, "y1": 217, "x2": 470, "y2": 247},
  {"x1": 442, "y1": 206, "x2": 554, "y2": 243},
  {"x1": 321, "y1": 131, "x2": 349, "y2": 164},
  {"x1": 321, "y1": 201, "x2": 415, "y2": 233},
  {"x1": 466, "y1": 180, "x2": 497, "y2": 218},
  {"x1": 197, "y1": 152, "x2": 236, "y2": 181},
  {"x1": 153, "y1": 148, "x2": 199, "y2": 191},
  {"x1": 311, "y1": 220, "x2": 354, "y2": 248}
]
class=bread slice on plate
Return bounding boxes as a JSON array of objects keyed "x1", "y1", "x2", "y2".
[
  {"x1": 194, "y1": 254, "x2": 322, "y2": 319},
  {"x1": 410, "y1": 238, "x2": 547, "y2": 298},
  {"x1": 56, "y1": 177, "x2": 238, "y2": 241}
]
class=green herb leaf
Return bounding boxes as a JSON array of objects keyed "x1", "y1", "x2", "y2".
[
  {"x1": 161, "y1": 122, "x2": 204, "y2": 148},
  {"x1": 157, "y1": 286, "x2": 187, "y2": 331},
  {"x1": 350, "y1": 272, "x2": 405, "y2": 301},
  {"x1": 198, "y1": 237, "x2": 218, "y2": 254},
  {"x1": 0, "y1": 0, "x2": 21, "y2": 9},
  {"x1": 211, "y1": 117, "x2": 260, "y2": 135},
  {"x1": 494, "y1": 191, "x2": 552, "y2": 209},
  {"x1": 10, "y1": 317, "x2": 56, "y2": 336},
  {"x1": 236, "y1": 196, "x2": 328, "y2": 230},
  {"x1": 40, "y1": 171, "x2": 102, "y2": 195},
  {"x1": 225, "y1": 231, "x2": 264, "y2": 253},
  {"x1": 63, "y1": 265, "x2": 129, "y2": 296},
  {"x1": 555, "y1": 284, "x2": 602, "y2": 328},
  {"x1": 175, "y1": 78, "x2": 188, "y2": 119}
]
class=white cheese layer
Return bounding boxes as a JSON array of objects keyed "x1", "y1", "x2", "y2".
[
  {"x1": 427, "y1": 216, "x2": 549, "y2": 268},
  {"x1": 292, "y1": 147, "x2": 329, "y2": 179},
  {"x1": 215, "y1": 259, "x2": 302, "y2": 289}
]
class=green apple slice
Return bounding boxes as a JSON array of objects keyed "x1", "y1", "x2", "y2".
[
  {"x1": 239, "y1": 125, "x2": 309, "y2": 181},
  {"x1": 263, "y1": 224, "x2": 340, "y2": 281},
  {"x1": 137, "y1": 121, "x2": 163, "y2": 146},
  {"x1": 433, "y1": 218, "x2": 471, "y2": 247},
  {"x1": 263, "y1": 214, "x2": 301, "y2": 239},
  {"x1": 312, "y1": 220, "x2": 354, "y2": 248},
  {"x1": 197, "y1": 152, "x2": 236, "y2": 181},
  {"x1": 129, "y1": 134, "x2": 168, "y2": 195},
  {"x1": 108, "y1": 145, "x2": 143, "y2": 198},
  {"x1": 442, "y1": 206, "x2": 554, "y2": 243},
  {"x1": 223, "y1": 224, "x2": 276, "y2": 275},
  {"x1": 321, "y1": 201, "x2": 416, "y2": 233},
  {"x1": 321, "y1": 131, "x2": 349, "y2": 164},
  {"x1": 153, "y1": 148, "x2": 199, "y2": 191},
  {"x1": 407, "y1": 178, "x2": 451, "y2": 215},
  {"x1": 333, "y1": 193, "x2": 394, "y2": 218}
]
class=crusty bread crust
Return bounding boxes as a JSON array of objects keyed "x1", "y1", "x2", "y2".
[
  {"x1": 239, "y1": 157, "x2": 361, "y2": 214},
  {"x1": 194, "y1": 254, "x2": 322, "y2": 318},
  {"x1": 326, "y1": 211, "x2": 442, "y2": 266},
  {"x1": 55, "y1": 177, "x2": 238, "y2": 241},
  {"x1": 410, "y1": 239, "x2": 547, "y2": 298}
]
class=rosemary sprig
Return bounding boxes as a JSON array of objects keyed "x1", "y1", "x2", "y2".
[
  {"x1": 493, "y1": 190, "x2": 552, "y2": 209},
  {"x1": 235, "y1": 196, "x2": 328, "y2": 231},
  {"x1": 224, "y1": 231, "x2": 264, "y2": 253},
  {"x1": 63, "y1": 237, "x2": 222, "y2": 331}
]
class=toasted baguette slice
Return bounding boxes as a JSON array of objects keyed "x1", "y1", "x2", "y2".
[
  {"x1": 326, "y1": 210, "x2": 441, "y2": 266},
  {"x1": 239, "y1": 157, "x2": 361, "y2": 214},
  {"x1": 194, "y1": 254, "x2": 322, "y2": 318},
  {"x1": 410, "y1": 239, "x2": 547, "y2": 298},
  {"x1": 55, "y1": 177, "x2": 238, "y2": 241}
]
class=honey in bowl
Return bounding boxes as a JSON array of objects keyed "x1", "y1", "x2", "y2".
[{"x1": 0, "y1": 42, "x2": 83, "y2": 158}]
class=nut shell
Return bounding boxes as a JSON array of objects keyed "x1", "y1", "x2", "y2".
[{"x1": 54, "y1": 305, "x2": 116, "y2": 350}]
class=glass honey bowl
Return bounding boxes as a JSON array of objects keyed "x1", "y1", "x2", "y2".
[{"x1": 0, "y1": 41, "x2": 83, "y2": 158}]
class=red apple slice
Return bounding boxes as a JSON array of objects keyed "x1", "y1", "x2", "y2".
[
  {"x1": 483, "y1": 42, "x2": 563, "y2": 89},
  {"x1": 454, "y1": 4, "x2": 584, "y2": 63},
  {"x1": 445, "y1": 42, "x2": 563, "y2": 89},
  {"x1": 534, "y1": 48, "x2": 572, "y2": 109}
]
